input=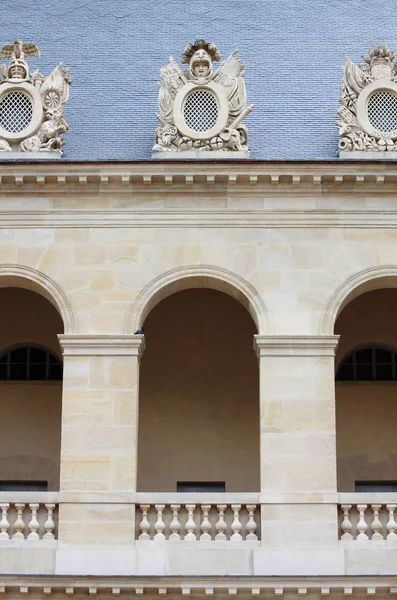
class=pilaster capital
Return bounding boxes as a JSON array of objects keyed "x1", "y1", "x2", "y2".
[
  {"x1": 58, "y1": 334, "x2": 145, "y2": 359},
  {"x1": 253, "y1": 335, "x2": 339, "y2": 358}
]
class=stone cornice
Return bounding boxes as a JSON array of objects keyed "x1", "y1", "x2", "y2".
[
  {"x1": 254, "y1": 335, "x2": 340, "y2": 357},
  {"x1": 0, "y1": 575, "x2": 396, "y2": 595},
  {"x1": 58, "y1": 335, "x2": 145, "y2": 359},
  {"x1": 0, "y1": 161, "x2": 397, "y2": 190}
]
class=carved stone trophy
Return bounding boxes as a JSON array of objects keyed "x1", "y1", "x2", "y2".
[
  {"x1": 152, "y1": 39, "x2": 254, "y2": 159},
  {"x1": 0, "y1": 40, "x2": 71, "y2": 158},
  {"x1": 336, "y1": 43, "x2": 397, "y2": 158}
]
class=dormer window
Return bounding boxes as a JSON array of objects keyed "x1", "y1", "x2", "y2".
[
  {"x1": 153, "y1": 39, "x2": 253, "y2": 159},
  {"x1": 336, "y1": 43, "x2": 397, "y2": 158},
  {"x1": 0, "y1": 39, "x2": 71, "y2": 158}
]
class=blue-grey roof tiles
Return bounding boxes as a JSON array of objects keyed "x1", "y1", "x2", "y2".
[{"x1": 2, "y1": 0, "x2": 396, "y2": 161}]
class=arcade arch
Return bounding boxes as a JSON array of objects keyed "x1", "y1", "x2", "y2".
[
  {"x1": 334, "y1": 283, "x2": 397, "y2": 491},
  {"x1": 136, "y1": 286, "x2": 260, "y2": 492},
  {"x1": 0, "y1": 285, "x2": 64, "y2": 491}
]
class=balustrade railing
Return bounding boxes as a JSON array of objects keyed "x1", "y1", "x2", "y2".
[
  {"x1": 338, "y1": 494, "x2": 397, "y2": 541},
  {"x1": 0, "y1": 494, "x2": 58, "y2": 540},
  {"x1": 136, "y1": 494, "x2": 260, "y2": 541}
]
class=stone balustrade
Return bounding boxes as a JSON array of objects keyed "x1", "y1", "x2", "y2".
[
  {"x1": 338, "y1": 494, "x2": 397, "y2": 541},
  {"x1": 135, "y1": 494, "x2": 260, "y2": 541},
  {"x1": 0, "y1": 493, "x2": 58, "y2": 540}
]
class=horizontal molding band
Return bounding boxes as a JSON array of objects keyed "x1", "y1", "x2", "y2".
[
  {"x1": 58, "y1": 334, "x2": 145, "y2": 357},
  {"x1": 0, "y1": 575, "x2": 396, "y2": 594},
  {"x1": 0, "y1": 161, "x2": 396, "y2": 189},
  {"x1": 0, "y1": 210, "x2": 396, "y2": 228},
  {"x1": 254, "y1": 335, "x2": 340, "y2": 357}
]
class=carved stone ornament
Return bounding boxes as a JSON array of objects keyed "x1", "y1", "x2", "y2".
[
  {"x1": 0, "y1": 40, "x2": 71, "y2": 159},
  {"x1": 152, "y1": 39, "x2": 254, "y2": 159},
  {"x1": 336, "y1": 43, "x2": 397, "y2": 158}
]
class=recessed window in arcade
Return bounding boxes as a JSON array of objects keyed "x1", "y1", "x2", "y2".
[
  {"x1": 0, "y1": 345, "x2": 62, "y2": 381},
  {"x1": 336, "y1": 346, "x2": 397, "y2": 381}
]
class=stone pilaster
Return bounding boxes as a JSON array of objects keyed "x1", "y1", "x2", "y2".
[
  {"x1": 253, "y1": 335, "x2": 343, "y2": 575},
  {"x1": 55, "y1": 334, "x2": 144, "y2": 575}
]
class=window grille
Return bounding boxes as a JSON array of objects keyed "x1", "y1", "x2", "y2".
[
  {"x1": 367, "y1": 90, "x2": 397, "y2": 133},
  {"x1": 183, "y1": 89, "x2": 218, "y2": 132},
  {"x1": 0, "y1": 91, "x2": 33, "y2": 133},
  {"x1": 0, "y1": 345, "x2": 62, "y2": 381},
  {"x1": 336, "y1": 346, "x2": 397, "y2": 381}
]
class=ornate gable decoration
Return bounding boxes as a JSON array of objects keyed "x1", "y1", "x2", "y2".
[
  {"x1": 0, "y1": 40, "x2": 71, "y2": 158},
  {"x1": 153, "y1": 40, "x2": 254, "y2": 159},
  {"x1": 336, "y1": 43, "x2": 397, "y2": 158}
]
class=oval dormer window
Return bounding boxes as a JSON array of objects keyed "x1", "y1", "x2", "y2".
[
  {"x1": 183, "y1": 89, "x2": 219, "y2": 132},
  {"x1": 0, "y1": 90, "x2": 33, "y2": 133},
  {"x1": 367, "y1": 90, "x2": 397, "y2": 133}
]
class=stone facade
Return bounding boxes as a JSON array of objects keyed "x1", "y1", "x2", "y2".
[
  {"x1": 2, "y1": 0, "x2": 397, "y2": 594},
  {"x1": 0, "y1": 162, "x2": 396, "y2": 588}
]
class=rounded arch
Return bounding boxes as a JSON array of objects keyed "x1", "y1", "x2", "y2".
[
  {"x1": 125, "y1": 265, "x2": 271, "y2": 334},
  {"x1": 322, "y1": 265, "x2": 397, "y2": 335},
  {"x1": 0, "y1": 264, "x2": 77, "y2": 334}
]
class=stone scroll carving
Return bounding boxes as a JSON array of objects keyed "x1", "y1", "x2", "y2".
[
  {"x1": 0, "y1": 40, "x2": 71, "y2": 158},
  {"x1": 153, "y1": 40, "x2": 254, "y2": 159},
  {"x1": 336, "y1": 43, "x2": 397, "y2": 157}
]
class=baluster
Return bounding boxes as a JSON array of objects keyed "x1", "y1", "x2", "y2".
[
  {"x1": 185, "y1": 504, "x2": 197, "y2": 540},
  {"x1": 44, "y1": 503, "x2": 56, "y2": 539},
  {"x1": 0, "y1": 503, "x2": 10, "y2": 539},
  {"x1": 246, "y1": 504, "x2": 258, "y2": 540},
  {"x1": 138, "y1": 505, "x2": 151, "y2": 540},
  {"x1": 356, "y1": 504, "x2": 369, "y2": 541},
  {"x1": 387, "y1": 504, "x2": 397, "y2": 540},
  {"x1": 154, "y1": 504, "x2": 166, "y2": 540},
  {"x1": 13, "y1": 503, "x2": 25, "y2": 539},
  {"x1": 215, "y1": 504, "x2": 227, "y2": 540},
  {"x1": 27, "y1": 503, "x2": 40, "y2": 540},
  {"x1": 340, "y1": 504, "x2": 353, "y2": 540},
  {"x1": 169, "y1": 504, "x2": 181, "y2": 541},
  {"x1": 370, "y1": 504, "x2": 383, "y2": 540},
  {"x1": 200, "y1": 504, "x2": 212, "y2": 541},
  {"x1": 230, "y1": 504, "x2": 242, "y2": 541}
]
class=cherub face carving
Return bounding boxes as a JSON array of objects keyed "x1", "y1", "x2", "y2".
[{"x1": 190, "y1": 49, "x2": 212, "y2": 78}]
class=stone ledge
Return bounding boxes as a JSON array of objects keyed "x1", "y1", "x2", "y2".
[
  {"x1": 58, "y1": 335, "x2": 145, "y2": 358},
  {"x1": 254, "y1": 335, "x2": 340, "y2": 357},
  {"x1": 340, "y1": 150, "x2": 397, "y2": 160},
  {"x1": 152, "y1": 150, "x2": 250, "y2": 160},
  {"x1": 0, "y1": 150, "x2": 62, "y2": 160}
]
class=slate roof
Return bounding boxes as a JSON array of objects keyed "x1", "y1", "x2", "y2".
[{"x1": 2, "y1": 0, "x2": 397, "y2": 162}]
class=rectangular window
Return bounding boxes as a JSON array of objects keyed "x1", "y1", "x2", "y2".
[
  {"x1": 0, "y1": 480, "x2": 48, "y2": 491},
  {"x1": 177, "y1": 481, "x2": 226, "y2": 492},
  {"x1": 355, "y1": 480, "x2": 397, "y2": 492}
]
